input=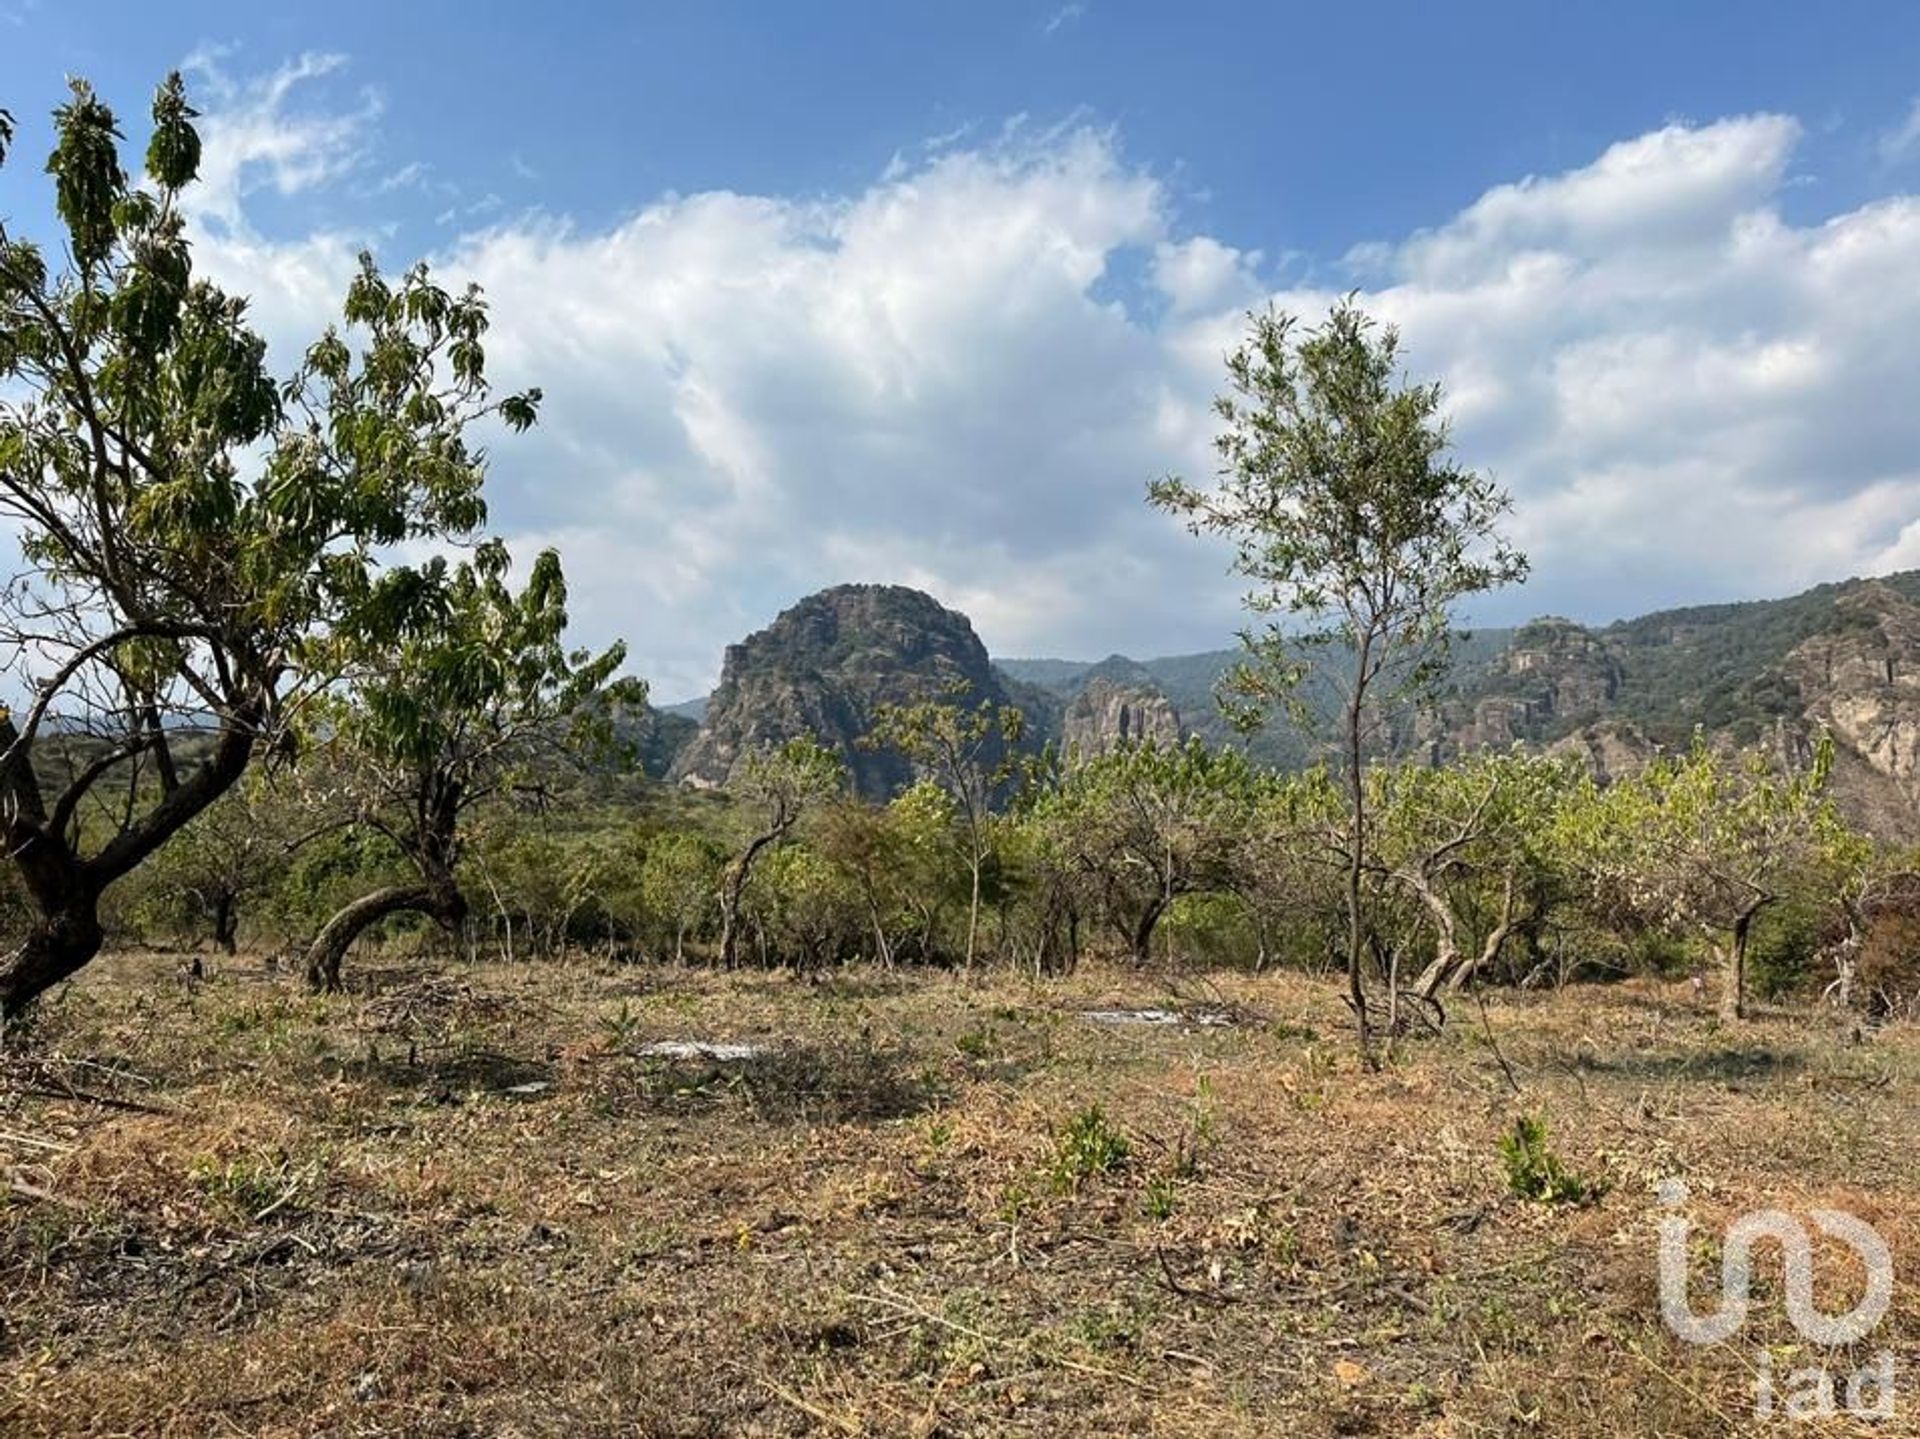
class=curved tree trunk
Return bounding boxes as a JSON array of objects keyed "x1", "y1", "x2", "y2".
[
  {"x1": 1130, "y1": 896, "x2": 1167, "y2": 966},
  {"x1": 0, "y1": 904, "x2": 106, "y2": 1025},
  {"x1": 306, "y1": 881, "x2": 467, "y2": 993},
  {"x1": 1, "y1": 696, "x2": 265, "y2": 1020},
  {"x1": 719, "y1": 832, "x2": 776, "y2": 969}
]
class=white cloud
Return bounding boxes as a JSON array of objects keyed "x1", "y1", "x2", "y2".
[
  {"x1": 182, "y1": 66, "x2": 1920, "y2": 699},
  {"x1": 1879, "y1": 97, "x2": 1920, "y2": 165},
  {"x1": 179, "y1": 49, "x2": 377, "y2": 232},
  {"x1": 1043, "y1": 4, "x2": 1086, "y2": 37}
]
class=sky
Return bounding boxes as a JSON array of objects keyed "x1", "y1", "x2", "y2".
[{"x1": 4, "y1": 3, "x2": 1920, "y2": 701}]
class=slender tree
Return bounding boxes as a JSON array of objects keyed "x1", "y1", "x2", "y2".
[
  {"x1": 1151, "y1": 300, "x2": 1527, "y2": 1055},
  {"x1": 0, "y1": 76, "x2": 535, "y2": 1019},
  {"x1": 867, "y1": 689, "x2": 1029, "y2": 968},
  {"x1": 715, "y1": 738, "x2": 843, "y2": 968}
]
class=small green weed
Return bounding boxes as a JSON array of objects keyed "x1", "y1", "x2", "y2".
[
  {"x1": 1498, "y1": 1115, "x2": 1608, "y2": 1205},
  {"x1": 1051, "y1": 1104, "x2": 1129, "y2": 1192}
]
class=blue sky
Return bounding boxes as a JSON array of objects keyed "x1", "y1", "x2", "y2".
[{"x1": 5, "y1": 3, "x2": 1920, "y2": 699}]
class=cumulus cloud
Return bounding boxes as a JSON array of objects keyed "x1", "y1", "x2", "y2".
[{"x1": 181, "y1": 61, "x2": 1920, "y2": 699}]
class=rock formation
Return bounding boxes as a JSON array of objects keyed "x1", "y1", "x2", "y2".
[
  {"x1": 1780, "y1": 583, "x2": 1920, "y2": 837},
  {"x1": 1061, "y1": 676, "x2": 1182, "y2": 759},
  {"x1": 667, "y1": 584, "x2": 1032, "y2": 798}
]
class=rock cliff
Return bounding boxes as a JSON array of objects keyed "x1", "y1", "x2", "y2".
[
  {"x1": 667, "y1": 585, "x2": 1027, "y2": 798},
  {"x1": 1061, "y1": 676, "x2": 1183, "y2": 759}
]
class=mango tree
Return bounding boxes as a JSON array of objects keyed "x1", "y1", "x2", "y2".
[
  {"x1": 1033, "y1": 737, "x2": 1257, "y2": 964},
  {"x1": 303, "y1": 543, "x2": 639, "y2": 990},
  {"x1": 1369, "y1": 749, "x2": 1577, "y2": 1010},
  {"x1": 1559, "y1": 730, "x2": 1856, "y2": 1019},
  {"x1": 716, "y1": 738, "x2": 844, "y2": 968},
  {"x1": 640, "y1": 829, "x2": 725, "y2": 963},
  {"x1": 0, "y1": 76, "x2": 535, "y2": 1019}
]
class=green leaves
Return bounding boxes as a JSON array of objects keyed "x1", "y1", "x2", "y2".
[
  {"x1": 47, "y1": 78, "x2": 126, "y2": 271},
  {"x1": 145, "y1": 72, "x2": 201, "y2": 190},
  {"x1": 1150, "y1": 299, "x2": 1527, "y2": 736}
]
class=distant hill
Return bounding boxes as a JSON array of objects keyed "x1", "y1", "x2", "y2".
[
  {"x1": 657, "y1": 571, "x2": 1920, "y2": 834},
  {"x1": 667, "y1": 584, "x2": 1044, "y2": 797}
]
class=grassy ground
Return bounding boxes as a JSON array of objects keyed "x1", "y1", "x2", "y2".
[{"x1": 1, "y1": 951, "x2": 1914, "y2": 1436}]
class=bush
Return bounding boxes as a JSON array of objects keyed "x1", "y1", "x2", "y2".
[
  {"x1": 1748, "y1": 898, "x2": 1823, "y2": 1000},
  {"x1": 1857, "y1": 909, "x2": 1920, "y2": 1020},
  {"x1": 1498, "y1": 1115, "x2": 1607, "y2": 1205}
]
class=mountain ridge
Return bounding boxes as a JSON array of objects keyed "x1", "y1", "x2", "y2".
[{"x1": 654, "y1": 569, "x2": 1920, "y2": 834}]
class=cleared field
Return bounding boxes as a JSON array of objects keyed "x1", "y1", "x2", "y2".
[{"x1": 2, "y1": 954, "x2": 1914, "y2": 1436}]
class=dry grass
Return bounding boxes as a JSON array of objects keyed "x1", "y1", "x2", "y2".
[{"x1": 2, "y1": 950, "x2": 1915, "y2": 1436}]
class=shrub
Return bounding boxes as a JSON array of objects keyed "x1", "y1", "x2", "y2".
[{"x1": 1498, "y1": 1115, "x2": 1607, "y2": 1205}]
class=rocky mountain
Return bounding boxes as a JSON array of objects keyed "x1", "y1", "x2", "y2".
[
  {"x1": 666, "y1": 585, "x2": 1035, "y2": 797},
  {"x1": 659, "y1": 571, "x2": 1920, "y2": 835},
  {"x1": 1776, "y1": 581, "x2": 1920, "y2": 835},
  {"x1": 1061, "y1": 676, "x2": 1183, "y2": 758}
]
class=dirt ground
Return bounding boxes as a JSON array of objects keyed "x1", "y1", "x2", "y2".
[{"x1": 2, "y1": 950, "x2": 1914, "y2": 1436}]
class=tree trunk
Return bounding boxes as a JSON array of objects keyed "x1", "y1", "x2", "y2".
[
  {"x1": 306, "y1": 881, "x2": 467, "y2": 992},
  {"x1": 1130, "y1": 896, "x2": 1166, "y2": 966},
  {"x1": 1, "y1": 694, "x2": 265, "y2": 1019},
  {"x1": 0, "y1": 903, "x2": 106, "y2": 1024},
  {"x1": 719, "y1": 832, "x2": 777, "y2": 970},
  {"x1": 211, "y1": 891, "x2": 239, "y2": 956},
  {"x1": 1344, "y1": 645, "x2": 1373, "y2": 1059},
  {"x1": 1719, "y1": 907, "x2": 1760, "y2": 1021},
  {"x1": 964, "y1": 849, "x2": 982, "y2": 969}
]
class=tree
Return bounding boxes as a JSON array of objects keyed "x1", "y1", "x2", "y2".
[
  {"x1": 1150, "y1": 300, "x2": 1527, "y2": 1053},
  {"x1": 812, "y1": 799, "x2": 906, "y2": 967},
  {"x1": 641, "y1": 830, "x2": 724, "y2": 963},
  {"x1": 303, "y1": 544, "x2": 640, "y2": 990},
  {"x1": 1560, "y1": 730, "x2": 1857, "y2": 1020},
  {"x1": 866, "y1": 690, "x2": 1029, "y2": 968},
  {"x1": 128, "y1": 775, "x2": 302, "y2": 955},
  {"x1": 1034, "y1": 737, "x2": 1256, "y2": 964},
  {"x1": 1369, "y1": 750, "x2": 1575, "y2": 1011},
  {"x1": 0, "y1": 75, "x2": 536, "y2": 1019},
  {"x1": 716, "y1": 738, "x2": 844, "y2": 968},
  {"x1": 743, "y1": 843, "x2": 863, "y2": 972}
]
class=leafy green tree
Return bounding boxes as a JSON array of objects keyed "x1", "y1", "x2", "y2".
[
  {"x1": 717, "y1": 738, "x2": 844, "y2": 968},
  {"x1": 1150, "y1": 300, "x2": 1527, "y2": 1052},
  {"x1": 0, "y1": 75, "x2": 535, "y2": 1018},
  {"x1": 882, "y1": 779, "x2": 964, "y2": 962},
  {"x1": 866, "y1": 691, "x2": 1029, "y2": 967},
  {"x1": 743, "y1": 843, "x2": 863, "y2": 971},
  {"x1": 641, "y1": 830, "x2": 724, "y2": 963},
  {"x1": 1034, "y1": 738, "x2": 1257, "y2": 964},
  {"x1": 1368, "y1": 750, "x2": 1577, "y2": 1005},
  {"x1": 1558, "y1": 731, "x2": 1858, "y2": 1019},
  {"x1": 302, "y1": 544, "x2": 640, "y2": 989},
  {"x1": 812, "y1": 799, "x2": 907, "y2": 966}
]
